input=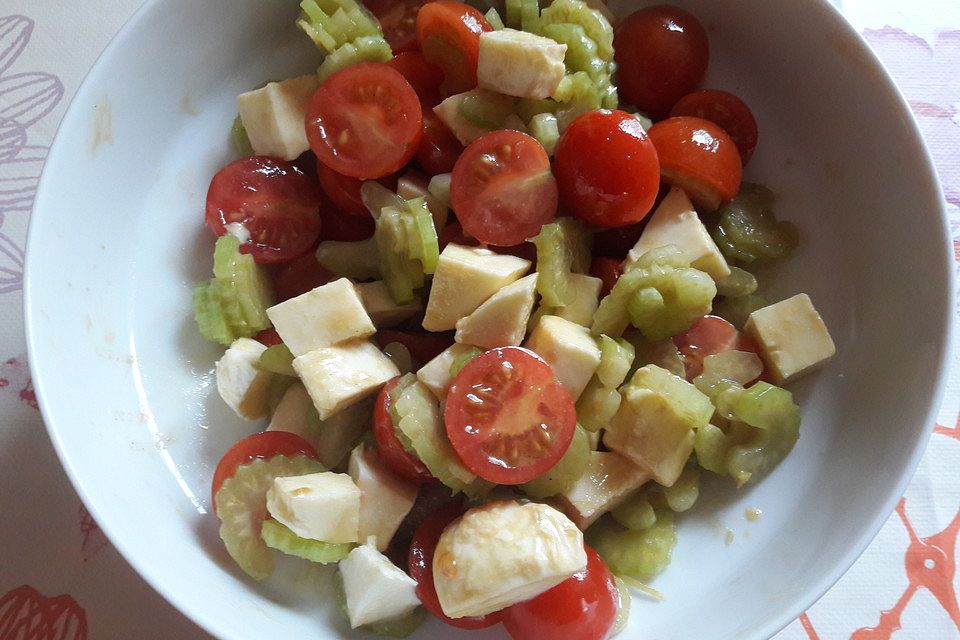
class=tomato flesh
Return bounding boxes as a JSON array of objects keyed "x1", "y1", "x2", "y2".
[
  {"x1": 590, "y1": 256, "x2": 622, "y2": 297},
  {"x1": 211, "y1": 431, "x2": 320, "y2": 503},
  {"x1": 554, "y1": 110, "x2": 660, "y2": 229},
  {"x1": 272, "y1": 252, "x2": 334, "y2": 302},
  {"x1": 444, "y1": 347, "x2": 576, "y2": 485},
  {"x1": 254, "y1": 328, "x2": 283, "y2": 347},
  {"x1": 205, "y1": 156, "x2": 322, "y2": 264},
  {"x1": 673, "y1": 315, "x2": 763, "y2": 380},
  {"x1": 306, "y1": 62, "x2": 423, "y2": 180},
  {"x1": 373, "y1": 377, "x2": 436, "y2": 483},
  {"x1": 366, "y1": 0, "x2": 427, "y2": 53},
  {"x1": 503, "y1": 546, "x2": 619, "y2": 640},
  {"x1": 671, "y1": 89, "x2": 759, "y2": 165},
  {"x1": 451, "y1": 130, "x2": 557, "y2": 246},
  {"x1": 416, "y1": 1, "x2": 492, "y2": 94},
  {"x1": 317, "y1": 197, "x2": 376, "y2": 241},
  {"x1": 416, "y1": 111, "x2": 464, "y2": 176}
]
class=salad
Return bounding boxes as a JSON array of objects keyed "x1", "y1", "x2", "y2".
[{"x1": 194, "y1": 0, "x2": 837, "y2": 637}]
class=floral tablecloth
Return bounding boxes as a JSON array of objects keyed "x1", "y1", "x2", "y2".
[{"x1": 0, "y1": 0, "x2": 958, "y2": 638}]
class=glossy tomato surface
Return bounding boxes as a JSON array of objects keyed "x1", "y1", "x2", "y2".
[
  {"x1": 205, "y1": 156, "x2": 322, "y2": 264},
  {"x1": 416, "y1": 111, "x2": 464, "y2": 176},
  {"x1": 416, "y1": 1, "x2": 491, "y2": 94},
  {"x1": 373, "y1": 377, "x2": 436, "y2": 483},
  {"x1": 671, "y1": 89, "x2": 759, "y2": 164},
  {"x1": 590, "y1": 256, "x2": 622, "y2": 297},
  {"x1": 365, "y1": 0, "x2": 427, "y2": 53},
  {"x1": 388, "y1": 51, "x2": 444, "y2": 106},
  {"x1": 375, "y1": 330, "x2": 455, "y2": 368},
  {"x1": 673, "y1": 314, "x2": 763, "y2": 379},
  {"x1": 271, "y1": 252, "x2": 333, "y2": 302},
  {"x1": 211, "y1": 431, "x2": 320, "y2": 503}
]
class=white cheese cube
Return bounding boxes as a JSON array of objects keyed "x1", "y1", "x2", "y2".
[
  {"x1": 557, "y1": 451, "x2": 650, "y2": 529},
  {"x1": 423, "y1": 243, "x2": 531, "y2": 332},
  {"x1": 553, "y1": 274, "x2": 603, "y2": 327},
  {"x1": 625, "y1": 187, "x2": 731, "y2": 281},
  {"x1": 237, "y1": 75, "x2": 319, "y2": 161},
  {"x1": 433, "y1": 501, "x2": 587, "y2": 618},
  {"x1": 524, "y1": 315, "x2": 601, "y2": 401},
  {"x1": 744, "y1": 293, "x2": 836, "y2": 384},
  {"x1": 355, "y1": 281, "x2": 423, "y2": 328},
  {"x1": 267, "y1": 381, "x2": 317, "y2": 443},
  {"x1": 455, "y1": 273, "x2": 537, "y2": 348},
  {"x1": 215, "y1": 338, "x2": 273, "y2": 420},
  {"x1": 265, "y1": 472, "x2": 360, "y2": 543},
  {"x1": 267, "y1": 278, "x2": 375, "y2": 357},
  {"x1": 340, "y1": 544, "x2": 421, "y2": 628},
  {"x1": 433, "y1": 92, "x2": 495, "y2": 146},
  {"x1": 417, "y1": 343, "x2": 480, "y2": 400},
  {"x1": 348, "y1": 445, "x2": 418, "y2": 551},
  {"x1": 477, "y1": 29, "x2": 567, "y2": 99},
  {"x1": 293, "y1": 340, "x2": 399, "y2": 420}
]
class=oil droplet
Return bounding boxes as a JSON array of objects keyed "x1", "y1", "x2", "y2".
[{"x1": 745, "y1": 507, "x2": 763, "y2": 522}]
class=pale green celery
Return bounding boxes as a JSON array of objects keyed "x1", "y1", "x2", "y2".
[
  {"x1": 662, "y1": 466, "x2": 700, "y2": 512},
  {"x1": 693, "y1": 351, "x2": 763, "y2": 398},
  {"x1": 427, "y1": 173, "x2": 452, "y2": 209},
  {"x1": 586, "y1": 513, "x2": 677, "y2": 581},
  {"x1": 531, "y1": 217, "x2": 593, "y2": 307},
  {"x1": 316, "y1": 238, "x2": 381, "y2": 281},
  {"x1": 529, "y1": 112, "x2": 560, "y2": 155},
  {"x1": 376, "y1": 197, "x2": 439, "y2": 304},
  {"x1": 575, "y1": 377, "x2": 621, "y2": 432},
  {"x1": 449, "y1": 346, "x2": 484, "y2": 378},
  {"x1": 360, "y1": 180, "x2": 406, "y2": 218},
  {"x1": 318, "y1": 35, "x2": 393, "y2": 81},
  {"x1": 485, "y1": 8, "x2": 505, "y2": 30},
  {"x1": 627, "y1": 334, "x2": 686, "y2": 379},
  {"x1": 521, "y1": 425, "x2": 591, "y2": 498},
  {"x1": 520, "y1": 0, "x2": 541, "y2": 33},
  {"x1": 713, "y1": 293, "x2": 769, "y2": 329},
  {"x1": 541, "y1": 23, "x2": 606, "y2": 81},
  {"x1": 715, "y1": 266, "x2": 758, "y2": 298},
  {"x1": 459, "y1": 89, "x2": 517, "y2": 129},
  {"x1": 597, "y1": 335, "x2": 635, "y2": 388},
  {"x1": 611, "y1": 490, "x2": 657, "y2": 530},
  {"x1": 258, "y1": 344, "x2": 296, "y2": 377},
  {"x1": 297, "y1": 0, "x2": 382, "y2": 54},
  {"x1": 540, "y1": 0, "x2": 614, "y2": 60},
  {"x1": 193, "y1": 282, "x2": 235, "y2": 346},
  {"x1": 517, "y1": 98, "x2": 558, "y2": 123},
  {"x1": 231, "y1": 115, "x2": 254, "y2": 157},
  {"x1": 260, "y1": 519, "x2": 354, "y2": 563},
  {"x1": 712, "y1": 183, "x2": 799, "y2": 265}
]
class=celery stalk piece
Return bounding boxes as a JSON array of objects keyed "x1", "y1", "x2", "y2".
[
  {"x1": 542, "y1": 23, "x2": 606, "y2": 81},
  {"x1": 715, "y1": 266, "x2": 758, "y2": 298},
  {"x1": 597, "y1": 335, "x2": 636, "y2": 388},
  {"x1": 427, "y1": 173, "x2": 452, "y2": 208},
  {"x1": 713, "y1": 293, "x2": 769, "y2": 330},
  {"x1": 531, "y1": 217, "x2": 592, "y2": 307},
  {"x1": 611, "y1": 490, "x2": 657, "y2": 530},
  {"x1": 521, "y1": 425, "x2": 591, "y2": 498},
  {"x1": 529, "y1": 112, "x2": 560, "y2": 155},
  {"x1": 540, "y1": 0, "x2": 615, "y2": 61},
  {"x1": 575, "y1": 377, "x2": 622, "y2": 432},
  {"x1": 193, "y1": 281, "x2": 235, "y2": 346},
  {"x1": 485, "y1": 7, "x2": 505, "y2": 30},
  {"x1": 662, "y1": 466, "x2": 700, "y2": 512},
  {"x1": 231, "y1": 115, "x2": 254, "y2": 157},
  {"x1": 316, "y1": 237, "x2": 381, "y2": 281},
  {"x1": 317, "y1": 35, "x2": 393, "y2": 81},
  {"x1": 459, "y1": 89, "x2": 517, "y2": 129},
  {"x1": 586, "y1": 512, "x2": 677, "y2": 581},
  {"x1": 448, "y1": 346, "x2": 484, "y2": 378},
  {"x1": 260, "y1": 519, "x2": 354, "y2": 563},
  {"x1": 711, "y1": 183, "x2": 799, "y2": 265},
  {"x1": 257, "y1": 344, "x2": 296, "y2": 377}
]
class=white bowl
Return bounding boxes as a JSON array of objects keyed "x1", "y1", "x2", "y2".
[{"x1": 25, "y1": 0, "x2": 953, "y2": 638}]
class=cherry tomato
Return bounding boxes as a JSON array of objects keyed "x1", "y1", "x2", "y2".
[
  {"x1": 416, "y1": 111, "x2": 464, "y2": 176},
  {"x1": 554, "y1": 110, "x2": 660, "y2": 229},
  {"x1": 254, "y1": 328, "x2": 283, "y2": 347},
  {"x1": 671, "y1": 90, "x2": 759, "y2": 164},
  {"x1": 590, "y1": 257, "x2": 622, "y2": 297},
  {"x1": 205, "y1": 156, "x2": 322, "y2": 264},
  {"x1": 614, "y1": 5, "x2": 709, "y2": 118},
  {"x1": 673, "y1": 315, "x2": 763, "y2": 380},
  {"x1": 272, "y1": 252, "x2": 334, "y2": 302},
  {"x1": 408, "y1": 504, "x2": 506, "y2": 629},
  {"x1": 451, "y1": 130, "x2": 557, "y2": 246},
  {"x1": 416, "y1": 2, "x2": 492, "y2": 94},
  {"x1": 445, "y1": 347, "x2": 576, "y2": 485},
  {"x1": 388, "y1": 51, "x2": 444, "y2": 106},
  {"x1": 375, "y1": 329, "x2": 455, "y2": 367},
  {"x1": 316, "y1": 163, "x2": 400, "y2": 217},
  {"x1": 366, "y1": 0, "x2": 427, "y2": 53},
  {"x1": 647, "y1": 116, "x2": 742, "y2": 211},
  {"x1": 306, "y1": 62, "x2": 423, "y2": 180},
  {"x1": 211, "y1": 431, "x2": 320, "y2": 503},
  {"x1": 373, "y1": 377, "x2": 436, "y2": 483},
  {"x1": 593, "y1": 221, "x2": 646, "y2": 260},
  {"x1": 318, "y1": 197, "x2": 376, "y2": 241},
  {"x1": 503, "y1": 546, "x2": 618, "y2": 640}
]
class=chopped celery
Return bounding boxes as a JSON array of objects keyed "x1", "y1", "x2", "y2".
[
  {"x1": 531, "y1": 217, "x2": 592, "y2": 307},
  {"x1": 627, "y1": 334, "x2": 686, "y2": 379},
  {"x1": 449, "y1": 346, "x2": 484, "y2": 378},
  {"x1": 192, "y1": 282, "x2": 235, "y2": 347},
  {"x1": 297, "y1": 0, "x2": 383, "y2": 54},
  {"x1": 551, "y1": 71, "x2": 603, "y2": 130},
  {"x1": 485, "y1": 7, "x2": 505, "y2": 30},
  {"x1": 597, "y1": 335, "x2": 635, "y2": 388},
  {"x1": 257, "y1": 344, "x2": 296, "y2": 377},
  {"x1": 521, "y1": 425, "x2": 591, "y2": 498},
  {"x1": 575, "y1": 377, "x2": 622, "y2": 432},
  {"x1": 231, "y1": 115, "x2": 254, "y2": 157},
  {"x1": 505, "y1": 0, "x2": 540, "y2": 31},
  {"x1": 713, "y1": 293, "x2": 769, "y2": 330},
  {"x1": 260, "y1": 519, "x2": 354, "y2": 563},
  {"x1": 540, "y1": 0, "x2": 615, "y2": 61},
  {"x1": 360, "y1": 180, "x2": 406, "y2": 218},
  {"x1": 318, "y1": 35, "x2": 393, "y2": 81},
  {"x1": 662, "y1": 466, "x2": 700, "y2": 512},
  {"x1": 459, "y1": 89, "x2": 517, "y2": 129},
  {"x1": 693, "y1": 350, "x2": 763, "y2": 399},
  {"x1": 517, "y1": 97, "x2": 558, "y2": 123},
  {"x1": 611, "y1": 490, "x2": 657, "y2": 530},
  {"x1": 316, "y1": 237, "x2": 380, "y2": 281},
  {"x1": 711, "y1": 183, "x2": 799, "y2": 265},
  {"x1": 694, "y1": 424, "x2": 729, "y2": 475},
  {"x1": 529, "y1": 112, "x2": 560, "y2": 155},
  {"x1": 715, "y1": 266, "x2": 758, "y2": 298},
  {"x1": 587, "y1": 512, "x2": 677, "y2": 581},
  {"x1": 427, "y1": 173, "x2": 452, "y2": 209},
  {"x1": 375, "y1": 197, "x2": 439, "y2": 304},
  {"x1": 542, "y1": 23, "x2": 606, "y2": 82}
]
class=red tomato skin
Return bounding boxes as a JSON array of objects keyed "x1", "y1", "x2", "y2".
[
  {"x1": 673, "y1": 315, "x2": 764, "y2": 380},
  {"x1": 407, "y1": 504, "x2": 506, "y2": 629},
  {"x1": 444, "y1": 347, "x2": 577, "y2": 485},
  {"x1": 451, "y1": 130, "x2": 558, "y2": 246},
  {"x1": 366, "y1": 0, "x2": 427, "y2": 53},
  {"x1": 305, "y1": 63, "x2": 424, "y2": 180},
  {"x1": 316, "y1": 163, "x2": 401, "y2": 218},
  {"x1": 647, "y1": 116, "x2": 742, "y2": 211},
  {"x1": 373, "y1": 378, "x2": 436, "y2": 483},
  {"x1": 388, "y1": 51, "x2": 445, "y2": 106},
  {"x1": 614, "y1": 5, "x2": 709, "y2": 118},
  {"x1": 254, "y1": 328, "x2": 283, "y2": 347},
  {"x1": 205, "y1": 156, "x2": 323, "y2": 264},
  {"x1": 375, "y1": 329, "x2": 455, "y2": 368},
  {"x1": 503, "y1": 546, "x2": 619, "y2": 640},
  {"x1": 590, "y1": 257, "x2": 622, "y2": 297},
  {"x1": 416, "y1": 2, "x2": 492, "y2": 94},
  {"x1": 416, "y1": 111, "x2": 464, "y2": 175},
  {"x1": 211, "y1": 431, "x2": 320, "y2": 504},
  {"x1": 671, "y1": 89, "x2": 759, "y2": 165},
  {"x1": 317, "y1": 198, "x2": 376, "y2": 241},
  {"x1": 554, "y1": 110, "x2": 660, "y2": 229},
  {"x1": 272, "y1": 252, "x2": 334, "y2": 302},
  {"x1": 593, "y1": 221, "x2": 646, "y2": 260}
]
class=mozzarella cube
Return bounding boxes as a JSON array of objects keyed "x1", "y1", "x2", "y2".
[
  {"x1": 293, "y1": 340, "x2": 399, "y2": 420},
  {"x1": 417, "y1": 343, "x2": 480, "y2": 400},
  {"x1": 557, "y1": 451, "x2": 651, "y2": 529},
  {"x1": 423, "y1": 243, "x2": 531, "y2": 331},
  {"x1": 744, "y1": 293, "x2": 836, "y2": 384},
  {"x1": 348, "y1": 445, "x2": 418, "y2": 551},
  {"x1": 215, "y1": 337, "x2": 273, "y2": 420},
  {"x1": 355, "y1": 281, "x2": 423, "y2": 328},
  {"x1": 433, "y1": 501, "x2": 586, "y2": 618},
  {"x1": 265, "y1": 472, "x2": 360, "y2": 543},
  {"x1": 340, "y1": 544, "x2": 421, "y2": 628},
  {"x1": 455, "y1": 274, "x2": 537, "y2": 348},
  {"x1": 524, "y1": 315, "x2": 601, "y2": 401},
  {"x1": 553, "y1": 274, "x2": 603, "y2": 327},
  {"x1": 626, "y1": 187, "x2": 731, "y2": 281},
  {"x1": 237, "y1": 75, "x2": 319, "y2": 161},
  {"x1": 267, "y1": 382, "x2": 318, "y2": 443},
  {"x1": 477, "y1": 29, "x2": 567, "y2": 99},
  {"x1": 267, "y1": 278, "x2": 375, "y2": 357}
]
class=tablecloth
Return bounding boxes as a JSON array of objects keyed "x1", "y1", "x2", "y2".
[{"x1": 0, "y1": 0, "x2": 958, "y2": 638}]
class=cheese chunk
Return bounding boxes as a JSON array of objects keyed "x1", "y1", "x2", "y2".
[
  {"x1": 524, "y1": 315, "x2": 601, "y2": 401},
  {"x1": 417, "y1": 343, "x2": 479, "y2": 400},
  {"x1": 356, "y1": 281, "x2": 423, "y2": 328},
  {"x1": 237, "y1": 75, "x2": 319, "y2": 161},
  {"x1": 348, "y1": 445, "x2": 418, "y2": 551},
  {"x1": 477, "y1": 29, "x2": 567, "y2": 99},
  {"x1": 433, "y1": 501, "x2": 586, "y2": 618},
  {"x1": 293, "y1": 340, "x2": 399, "y2": 420},
  {"x1": 745, "y1": 293, "x2": 836, "y2": 384},
  {"x1": 455, "y1": 273, "x2": 537, "y2": 348},
  {"x1": 267, "y1": 278, "x2": 375, "y2": 357},
  {"x1": 553, "y1": 274, "x2": 603, "y2": 327},
  {"x1": 625, "y1": 187, "x2": 731, "y2": 281},
  {"x1": 267, "y1": 382, "x2": 317, "y2": 442},
  {"x1": 215, "y1": 337, "x2": 273, "y2": 420},
  {"x1": 340, "y1": 544, "x2": 421, "y2": 628},
  {"x1": 265, "y1": 472, "x2": 360, "y2": 543},
  {"x1": 423, "y1": 243, "x2": 531, "y2": 331},
  {"x1": 557, "y1": 451, "x2": 651, "y2": 529}
]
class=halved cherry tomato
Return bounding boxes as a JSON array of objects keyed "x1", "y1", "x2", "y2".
[
  {"x1": 306, "y1": 62, "x2": 423, "y2": 180},
  {"x1": 593, "y1": 222, "x2": 647, "y2": 260},
  {"x1": 445, "y1": 347, "x2": 576, "y2": 485},
  {"x1": 439, "y1": 222, "x2": 536, "y2": 262},
  {"x1": 375, "y1": 330, "x2": 455, "y2": 368},
  {"x1": 205, "y1": 156, "x2": 322, "y2": 264},
  {"x1": 408, "y1": 503, "x2": 506, "y2": 629},
  {"x1": 451, "y1": 130, "x2": 557, "y2": 246},
  {"x1": 503, "y1": 546, "x2": 619, "y2": 640},
  {"x1": 590, "y1": 257, "x2": 622, "y2": 297},
  {"x1": 272, "y1": 252, "x2": 334, "y2": 302},
  {"x1": 671, "y1": 89, "x2": 759, "y2": 164},
  {"x1": 388, "y1": 51, "x2": 444, "y2": 106},
  {"x1": 211, "y1": 431, "x2": 320, "y2": 503},
  {"x1": 673, "y1": 315, "x2": 762, "y2": 380},
  {"x1": 416, "y1": 111, "x2": 464, "y2": 175},
  {"x1": 316, "y1": 163, "x2": 400, "y2": 217},
  {"x1": 373, "y1": 377, "x2": 436, "y2": 483},
  {"x1": 366, "y1": 0, "x2": 427, "y2": 53},
  {"x1": 614, "y1": 5, "x2": 709, "y2": 118},
  {"x1": 647, "y1": 116, "x2": 742, "y2": 211},
  {"x1": 554, "y1": 110, "x2": 660, "y2": 229},
  {"x1": 416, "y1": 2, "x2": 492, "y2": 94},
  {"x1": 254, "y1": 328, "x2": 283, "y2": 347},
  {"x1": 317, "y1": 197, "x2": 376, "y2": 241}
]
